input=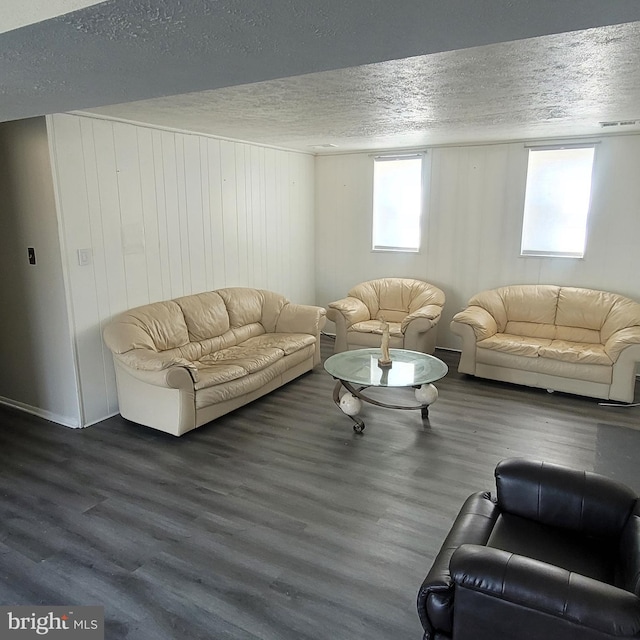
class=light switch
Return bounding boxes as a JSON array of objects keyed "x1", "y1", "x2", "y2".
[
  {"x1": 77, "y1": 248, "x2": 93, "y2": 266},
  {"x1": 27, "y1": 247, "x2": 36, "y2": 265}
]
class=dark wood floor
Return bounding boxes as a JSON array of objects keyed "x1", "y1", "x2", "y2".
[{"x1": 1, "y1": 336, "x2": 639, "y2": 639}]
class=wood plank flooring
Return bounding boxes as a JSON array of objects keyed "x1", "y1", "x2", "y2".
[{"x1": 1, "y1": 335, "x2": 639, "y2": 639}]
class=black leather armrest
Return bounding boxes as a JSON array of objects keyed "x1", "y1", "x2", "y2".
[
  {"x1": 450, "y1": 544, "x2": 640, "y2": 638},
  {"x1": 417, "y1": 492, "x2": 499, "y2": 637},
  {"x1": 495, "y1": 458, "x2": 637, "y2": 537}
]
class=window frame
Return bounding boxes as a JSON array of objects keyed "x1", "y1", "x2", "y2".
[
  {"x1": 371, "y1": 152, "x2": 426, "y2": 253},
  {"x1": 520, "y1": 142, "x2": 597, "y2": 259}
]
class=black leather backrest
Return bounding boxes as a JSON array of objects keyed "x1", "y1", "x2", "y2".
[{"x1": 495, "y1": 458, "x2": 637, "y2": 538}]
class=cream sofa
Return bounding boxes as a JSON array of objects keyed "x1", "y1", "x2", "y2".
[
  {"x1": 103, "y1": 287, "x2": 326, "y2": 436},
  {"x1": 326, "y1": 278, "x2": 445, "y2": 354},
  {"x1": 451, "y1": 285, "x2": 640, "y2": 403}
]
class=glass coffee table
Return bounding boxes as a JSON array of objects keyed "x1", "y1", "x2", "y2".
[{"x1": 324, "y1": 348, "x2": 448, "y2": 432}]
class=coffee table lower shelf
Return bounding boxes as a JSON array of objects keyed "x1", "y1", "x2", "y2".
[{"x1": 331, "y1": 379, "x2": 431, "y2": 433}]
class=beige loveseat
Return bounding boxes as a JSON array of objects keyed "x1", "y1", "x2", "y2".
[
  {"x1": 103, "y1": 288, "x2": 326, "y2": 436},
  {"x1": 451, "y1": 285, "x2": 640, "y2": 403},
  {"x1": 326, "y1": 278, "x2": 445, "y2": 354}
]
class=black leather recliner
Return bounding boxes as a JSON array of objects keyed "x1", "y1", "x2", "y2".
[{"x1": 417, "y1": 458, "x2": 640, "y2": 640}]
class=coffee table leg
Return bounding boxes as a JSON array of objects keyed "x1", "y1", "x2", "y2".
[{"x1": 332, "y1": 380, "x2": 365, "y2": 432}]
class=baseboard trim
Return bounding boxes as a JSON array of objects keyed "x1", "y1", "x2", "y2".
[
  {"x1": 0, "y1": 396, "x2": 81, "y2": 428},
  {"x1": 84, "y1": 411, "x2": 120, "y2": 428}
]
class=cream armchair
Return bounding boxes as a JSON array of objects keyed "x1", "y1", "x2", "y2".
[{"x1": 326, "y1": 278, "x2": 445, "y2": 354}]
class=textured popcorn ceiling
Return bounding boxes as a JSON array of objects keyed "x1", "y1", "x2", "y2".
[
  {"x1": 86, "y1": 22, "x2": 640, "y2": 152},
  {"x1": 3, "y1": 0, "x2": 640, "y2": 152}
]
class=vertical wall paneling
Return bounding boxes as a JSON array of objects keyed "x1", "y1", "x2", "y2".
[
  {"x1": 219, "y1": 140, "x2": 240, "y2": 286},
  {"x1": 278, "y1": 152, "x2": 290, "y2": 297},
  {"x1": 250, "y1": 145, "x2": 265, "y2": 289},
  {"x1": 206, "y1": 138, "x2": 227, "y2": 290},
  {"x1": 137, "y1": 127, "x2": 163, "y2": 304},
  {"x1": 52, "y1": 115, "x2": 110, "y2": 424},
  {"x1": 150, "y1": 130, "x2": 169, "y2": 299},
  {"x1": 159, "y1": 131, "x2": 184, "y2": 298},
  {"x1": 264, "y1": 148, "x2": 278, "y2": 293},
  {"x1": 113, "y1": 122, "x2": 149, "y2": 308},
  {"x1": 49, "y1": 114, "x2": 315, "y2": 427},
  {"x1": 199, "y1": 137, "x2": 213, "y2": 291},
  {"x1": 79, "y1": 118, "x2": 119, "y2": 414},
  {"x1": 315, "y1": 136, "x2": 640, "y2": 351},
  {"x1": 183, "y1": 135, "x2": 207, "y2": 294},
  {"x1": 234, "y1": 143, "x2": 249, "y2": 286}
]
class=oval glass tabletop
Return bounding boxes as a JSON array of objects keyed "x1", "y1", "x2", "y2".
[{"x1": 324, "y1": 348, "x2": 448, "y2": 387}]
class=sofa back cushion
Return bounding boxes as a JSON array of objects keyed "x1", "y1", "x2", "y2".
[
  {"x1": 217, "y1": 288, "x2": 288, "y2": 333},
  {"x1": 349, "y1": 278, "x2": 444, "y2": 322},
  {"x1": 555, "y1": 288, "x2": 617, "y2": 343},
  {"x1": 469, "y1": 285, "x2": 559, "y2": 335},
  {"x1": 175, "y1": 291, "x2": 230, "y2": 341},
  {"x1": 104, "y1": 287, "x2": 292, "y2": 359},
  {"x1": 469, "y1": 285, "x2": 640, "y2": 345},
  {"x1": 601, "y1": 295, "x2": 640, "y2": 343},
  {"x1": 103, "y1": 301, "x2": 190, "y2": 353},
  {"x1": 501, "y1": 285, "x2": 559, "y2": 326}
]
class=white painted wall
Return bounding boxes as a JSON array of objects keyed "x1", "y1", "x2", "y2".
[
  {"x1": 315, "y1": 135, "x2": 640, "y2": 350},
  {"x1": 0, "y1": 118, "x2": 80, "y2": 426},
  {"x1": 48, "y1": 113, "x2": 316, "y2": 426}
]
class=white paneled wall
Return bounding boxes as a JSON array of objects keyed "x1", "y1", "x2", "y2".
[
  {"x1": 48, "y1": 113, "x2": 315, "y2": 426},
  {"x1": 316, "y1": 135, "x2": 640, "y2": 350}
]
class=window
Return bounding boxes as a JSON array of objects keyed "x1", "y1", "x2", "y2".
[
  {"x1": 521, "y1": 145, "x2": 596, "y2": 258},
  {"x1": 372, "y1": 154, "x2": 424, "y2": 252}
]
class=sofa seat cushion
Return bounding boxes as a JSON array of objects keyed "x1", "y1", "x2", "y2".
[
  {"x1": 477, "y1": 334, "x2": 552, "y2": 357},
  {"x1": 478, "y1": 334, "x2": 612, "y2": 366},
  {"x1": 194, "y1": 346, "x2": 314, "y2": 408},
  {"x1": 194, "y1": 346, "x2": 282, "y2": 390},
  {"x1": 193, "y1": 363, "x2": 248, "y2": 388},
  {"x1": 504, "y1": 321, "x2": 556, "y2": 340},
  {"x1": 476, "y1": 349, "x2": 613, "y2": 384},
  {"x1": 193, "y1": 333, "x2": 316, "y2": 390},
  {"x1": 539, "y1": 340, "x2": 613, "y2": 366},
  {"x1": 240, "y1": 332, "x2": 316, "y2": 355},
  {"x1": 349, "y1": 320, "x2": 403, "y2": 337}
]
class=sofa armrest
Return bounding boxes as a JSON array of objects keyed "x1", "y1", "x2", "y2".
[
  {"x1": 326, "y1": 297, "x2": 370, "y2": 326},
  {"x1": 451, "y1": 545, "x2": 640, "y2": 638},
  {"x1": 449, "y1": 322, "x2": 478, "y2": 375},
  {"x1": 401, "y1": 304, "x2": 442, "y2": 332},
  {"x1": 610, "y1": 343, "x2": 640, "y2": 403},
  {"x1": 417, "y1": 492, "x2": 499, "y2": 637},
  {"x1": 276, "y1": 303, "x2": 326, "y2": 335},
  {"x1": 115, "y1": 349, "x2": 197, "y2": 386},
  {"x1": 495, "y1": 458, "x2": 637, "y2": 537},
  {"x1": 605, "y1": 327, "x2": 640, "y2": 362},
  {"x1": 451, "y1": 306, "x2": 497, "y2": 340}
]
